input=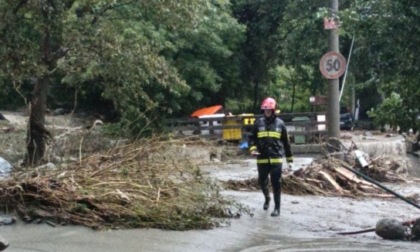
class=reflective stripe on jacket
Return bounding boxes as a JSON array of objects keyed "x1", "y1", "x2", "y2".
[{"x1": 249, "y1": 115, "x2": 293, "y2": 163}]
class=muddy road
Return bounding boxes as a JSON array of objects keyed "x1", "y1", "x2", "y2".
[
  {"x1": 1, "y1": 157, "x2": 420, "y2": 252},
  {"x1": 2, "y1": 190, "x2": 420, "y2": 252}
]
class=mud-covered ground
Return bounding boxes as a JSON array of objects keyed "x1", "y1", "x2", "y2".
[
  {"x1": 2, "y1": 189, "x2": 420, "y2": 252},
  {"x1": 0, "y1": 158, "x2": 419, "y2": 252},
  {"x1": 200, "y1": 158, "x2": 420, "y2": 251},
  {"x1": 1, "y1": 111, "x2": 420, "y2": 251}
]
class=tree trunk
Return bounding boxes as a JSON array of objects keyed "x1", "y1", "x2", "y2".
[
  {"x1": 252, "y1": 78, "x2": 259, "y2": 112},
  {"x1": 26, "y1": 78, "x2": 51, "y2": 166},
  {"x1": 291, "y1": 77, "x2": 296, "y2": 113},
  {"x1": 25, "y1": 3, "x2": 54, "y2": 166}
]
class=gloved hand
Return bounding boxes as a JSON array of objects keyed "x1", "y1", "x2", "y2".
[
  {"x1": 286, "y1": 156, "x2": 293, "y2": 169},
  {"x1": 250, "y1": 150, "x2": 260, "y2": 156}
]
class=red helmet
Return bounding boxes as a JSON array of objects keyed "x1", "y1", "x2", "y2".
[{"x1": 260, "y1": 97, "x2": 276, "y2": 110}]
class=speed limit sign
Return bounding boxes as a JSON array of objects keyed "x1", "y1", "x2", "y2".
[{"x1": 319, "y1": 51, "x2": 347, "y2": 79}]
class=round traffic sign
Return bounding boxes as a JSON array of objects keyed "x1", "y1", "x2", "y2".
[{"x1": 319, "y1": 51, "x2": 347, "y2": 79}]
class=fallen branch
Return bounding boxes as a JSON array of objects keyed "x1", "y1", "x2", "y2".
[{"x1": 337, "y1": 228, "x2": 375, "y2": 235}]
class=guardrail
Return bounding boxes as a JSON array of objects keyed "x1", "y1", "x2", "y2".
[{"x1": 166, "y1": 112, "x2": 327, "y2": 144}]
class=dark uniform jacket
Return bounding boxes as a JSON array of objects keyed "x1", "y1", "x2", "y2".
[{"x1": 249, "y1": 115, "x2": 293, "y2": 165}]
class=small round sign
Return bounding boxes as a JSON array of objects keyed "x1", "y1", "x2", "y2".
[{"x1": 319, "y1": 51, "x2": 347, "y2": 79}]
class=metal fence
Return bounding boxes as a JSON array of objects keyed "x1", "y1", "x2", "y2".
[{"x1": 166, "y1": 112, "x2": 327, "y2": 144}]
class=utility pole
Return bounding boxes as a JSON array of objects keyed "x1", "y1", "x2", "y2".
[{"x1": 327, "y1": 0, "x2": 340, "y2": 139}]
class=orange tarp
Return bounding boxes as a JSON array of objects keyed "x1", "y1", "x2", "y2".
[{"x1": 190, "y1": 105, "x2": 223, "y2": 117}]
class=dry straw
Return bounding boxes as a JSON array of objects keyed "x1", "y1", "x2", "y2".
[{"x1": 0, "y1": 137, "x2": 245, "y2": 230}]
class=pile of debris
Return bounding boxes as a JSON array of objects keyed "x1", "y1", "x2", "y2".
[
  {"x1": 224, "y1": 151, "x2": 412, "y2": 199},
  {"x1": 0, "y1": 137, "x2": 245, "y2": 230}
]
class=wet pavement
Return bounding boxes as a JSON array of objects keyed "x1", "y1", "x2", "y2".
[{"x1": 1, "y1": 157, "x2": 420, "y2": 252}]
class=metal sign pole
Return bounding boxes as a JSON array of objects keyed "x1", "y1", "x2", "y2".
[{"x1": 327, "y1": 0, "x2": 340, "y2": 139}]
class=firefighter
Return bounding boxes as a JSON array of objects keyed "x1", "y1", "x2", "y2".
[{"x1": 249, "y1": 97, "x2": 293, "y2": 217}]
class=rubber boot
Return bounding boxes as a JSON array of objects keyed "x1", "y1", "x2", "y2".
[
  {"x1": 271, "y1": 192, "x2": 281, "y2": 217},
  {"x1": 263, "y1": 195, "x2": 271, "y2": 210},
  {"x1": 271, "y1": 208, "x2": 280, "y2": 217}
]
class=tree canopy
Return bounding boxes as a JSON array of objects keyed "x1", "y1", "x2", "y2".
[{"x1": 1, "y1": 0, "x2": 419, "y2": 141}]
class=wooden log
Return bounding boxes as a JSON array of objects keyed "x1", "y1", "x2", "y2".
[
  {"x1": 359, "y1": 193, "x2": 394, "y2": 198},
  {"x1": 357, "y1": 184, "x2": 376, "y2": 190},
  {"x1": 318, "y1": 171, "x2": 343, "y2": 194},
  {"x1": 303, "y1": 178, "x2": 323, "y2": 184},
  {"x1": 334, "y1": 167, "x2": 377, "y2": 187}
]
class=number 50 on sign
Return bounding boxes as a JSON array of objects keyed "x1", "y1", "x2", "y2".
[{"x1": 319, "y1": 51, "x2": 347, "y2": 79}]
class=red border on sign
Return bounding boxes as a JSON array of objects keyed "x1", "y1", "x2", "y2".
[{"x1": 319, "y1": 51, "x2": 347, "y2": 79}]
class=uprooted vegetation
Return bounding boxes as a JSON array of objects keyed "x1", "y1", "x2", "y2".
[
  {"x1": 224, "y1": 154, "x2": 416, "y2": 199},
  {"x1": 1, "y1": 112, "x2": 248, "y2": 230},
  {"x1": 0, "y1": 137, "x2": 248, "y2": 230}
]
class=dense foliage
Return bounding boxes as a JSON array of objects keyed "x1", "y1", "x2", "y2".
[
  {"x1": 345, "y1": 0, "x2": 420, "y2": 132},
  {"x1": 0, "y1": 0, "x2": 418, "y2": 136}
]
